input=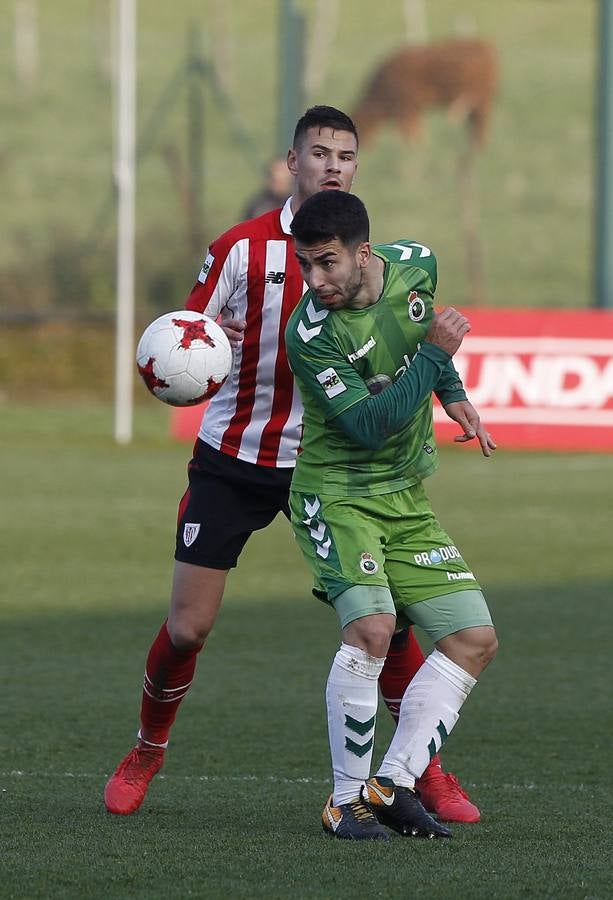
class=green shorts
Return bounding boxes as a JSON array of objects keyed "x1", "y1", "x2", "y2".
[
  {"x1": 333, "y1": 585, "x2": 492, "y2": 641},
  {"x1": 289, "y1": 482, "x2": 488, "y2": 631}
]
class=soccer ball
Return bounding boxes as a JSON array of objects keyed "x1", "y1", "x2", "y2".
[{"x1": 136, "y1": 310, "x2": 232, "y2": 407}]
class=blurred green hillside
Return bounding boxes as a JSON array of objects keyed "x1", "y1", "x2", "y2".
[{"x1": 0, "y1": 0, "x2": 596, "y2": 320}]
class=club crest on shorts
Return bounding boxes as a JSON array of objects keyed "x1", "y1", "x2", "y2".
[
  {"x1": 407, "y1": 290, "x2": 426, "y2": 322},
  {"x1": 183, "y1": 523, "x2": 201, "y2": 547},
  {"x1": 359, "y1": 552, "x2": 379, "y2": 575}
]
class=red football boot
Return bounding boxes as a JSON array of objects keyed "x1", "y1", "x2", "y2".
[
  {"x1": 416, "y1": 760, "x2": 481, "y2": 823},
  {"x1": 104, "y1": 741, "x2": 165, "y2": 815}
]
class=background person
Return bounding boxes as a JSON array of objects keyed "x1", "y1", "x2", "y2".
[{"x1": 242, "y1": 157, "x2": 293, "y2": 220}]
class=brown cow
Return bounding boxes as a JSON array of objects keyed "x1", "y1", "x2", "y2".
[{"x1": 352, "y1": 39, "x2": 498, "y2": 148}]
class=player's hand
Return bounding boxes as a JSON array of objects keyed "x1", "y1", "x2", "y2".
[
  {"x1": 220, "y1": 318, "x2": 246, "y2": 346},
  {"x1": 443, "y1": 400, "x2": 497, "y2": 458},
  {"x1": 425, "y1": 307, "x2": 470, "y2": 356}
]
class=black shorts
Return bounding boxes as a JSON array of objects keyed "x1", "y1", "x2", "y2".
[{"x1": 174, "y1": 439, "x2": 293, "y2": 569}]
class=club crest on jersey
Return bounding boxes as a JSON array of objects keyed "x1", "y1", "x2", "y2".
[
  {"x1": 198, "y1": 252, "x2": 215, "y2": 284},
  {"x1": 359, "y1": 552, "x2": 379, "y2": 575},
  {"x1": 183, "y1": 523, "x2": 201, "y2": 547},
  {"x1": 407, "y1": 291, "x2": 426, "y2": 322},
  {"x1": 316, "y1": 367, "x2": 347, "y2": 399}
]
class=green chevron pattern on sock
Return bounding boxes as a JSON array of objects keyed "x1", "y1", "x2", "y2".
[
  {"x1": 345, "y1": 736, "x2": 374, "y2": 758},
  {"x1": 428, "y1": 720, "x2": 450, "y2": 760},
  {"x1": 345, "y1": 713, "x2": 376, "y2": 736}
]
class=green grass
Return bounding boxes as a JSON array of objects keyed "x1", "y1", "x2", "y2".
[
  {"x1": 1, "y1": 404, "x2": 612, "y2": 898},
  {"x1": 0, "y1": 1, "x2": 597, "y2": 313}
]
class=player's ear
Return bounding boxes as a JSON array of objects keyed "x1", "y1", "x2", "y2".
[
  {"x1": 357, "y1": 241, "x2": 371, "y2": 268},
  {"x1": 287, "y1": 147, "x2": 298, "y2": 176}
]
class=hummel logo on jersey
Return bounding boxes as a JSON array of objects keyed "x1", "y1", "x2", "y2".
[
  {"x1": 316, "y1": 367, "x2": 347, "y2": 399},
  {"x1": 265, "y1": 270, "x2": 285, "y2": 284},
  {"x1": 348, "y1": 336, "x2": 377, "y2": 363}
]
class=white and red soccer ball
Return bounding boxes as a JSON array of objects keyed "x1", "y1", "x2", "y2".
[{"x1": 136, "y1": 310, "x2": 232, "y2": 407}]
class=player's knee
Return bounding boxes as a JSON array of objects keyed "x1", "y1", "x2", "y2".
[
  {"x1": 167, "y1": 618, "x2": 209, "y2": 650},
  {"x1": 480, "y1": 630, "x2": 498, "y2": 668},
  {"x1": 345, "y1": 615, "x2": 396, "y2": 658},
  {"x1": 438, "y1": 625, "x2": 498, "y2": 677},
  {"x1": 468, "y1": 628, "x2": 498, "y2": 673}
]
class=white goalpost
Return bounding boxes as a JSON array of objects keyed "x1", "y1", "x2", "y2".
[{"x1": 113, "y1": 0, "x2": 137, "y2": 444}]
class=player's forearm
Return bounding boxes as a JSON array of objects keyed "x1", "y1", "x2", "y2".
[
  {"x1": 435, "y1": 359, "x2": 467, "y2": 407},
  {"x1": 333, "y1": 343, "x2": 451, "y2": 450}
]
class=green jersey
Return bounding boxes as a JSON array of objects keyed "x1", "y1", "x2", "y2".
[{"x1": 285, "y1": 240, "x2": 465, "y2": 496}]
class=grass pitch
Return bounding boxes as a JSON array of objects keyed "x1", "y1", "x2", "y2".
[{"x1": 1, "y1": 405, "x2": 611, "y2": 899}]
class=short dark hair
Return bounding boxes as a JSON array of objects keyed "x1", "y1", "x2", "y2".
[
  {"x1": 290, "y1": 191, "x2": 369, "y2": 248},
  {"x1": 292, "y1": 105, "x2": 358, "y2": 149}
]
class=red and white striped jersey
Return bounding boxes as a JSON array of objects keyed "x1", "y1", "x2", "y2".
[{"x1": 186, "y1": 198, "x2": 304, "y2": 468}]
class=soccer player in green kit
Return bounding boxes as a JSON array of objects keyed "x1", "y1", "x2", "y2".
[{"x1": 285, "y1": 190, "x2": 498, "y2": 841}]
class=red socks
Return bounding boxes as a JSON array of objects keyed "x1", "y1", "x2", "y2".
[
  {"x1": 379, "y1": 628, "x2": 426, "y2": 724},
  {"x1": 138, "y1": 624, "x2": 430, "y2": 753},
  {"x1": 139, "y1": 621, "x2": 202, "y2": 746}
]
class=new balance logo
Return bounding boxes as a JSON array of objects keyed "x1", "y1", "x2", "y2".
[{"x1": 265, "y1": 271, "x2": 285, "y2": 284}]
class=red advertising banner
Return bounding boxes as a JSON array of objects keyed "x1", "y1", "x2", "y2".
[
  {"x1": 171, "y1": 401, "x2": 206, "y2": 443},
  {"x1": 433, "y1": 309, "x2": 613, "y2": 451},
  {"x1": 171, "y1": 308, "x2": 613, "y2": 452}
]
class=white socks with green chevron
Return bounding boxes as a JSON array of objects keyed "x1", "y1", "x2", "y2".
[
  {"x1": 326, "y1": 643, "x2": 386, "y2": 807},
  {"x1": 377, "y1": 648, "x2": 476, "y2": 788}
]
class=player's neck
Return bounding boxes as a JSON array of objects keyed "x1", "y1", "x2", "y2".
[{"x1": 290, "y1": 192, "x2": 304, "y2": 217}]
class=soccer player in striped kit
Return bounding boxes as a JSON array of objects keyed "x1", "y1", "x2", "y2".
[{"x1": 104, "y1": 107, "x2": 484, "y2": 824}]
